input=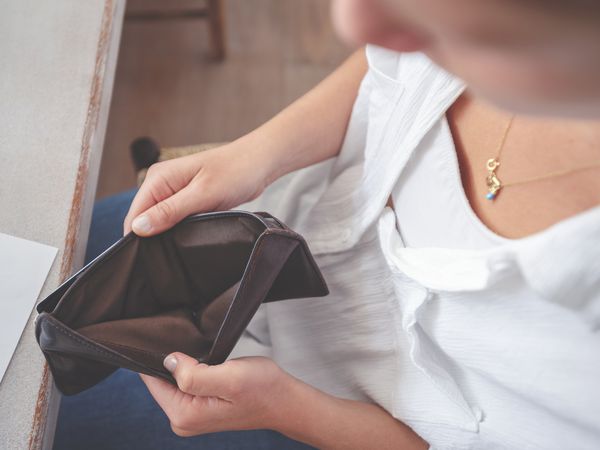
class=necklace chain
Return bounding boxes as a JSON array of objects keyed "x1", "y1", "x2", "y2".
[
  {"x1": 503, "y1": 161, "x2": 600, "y2": 188},
  {"x1": 495, "y1": 115, "x2": 514, "y2": 161},
  {"x1": 485, "y1": 116, "x2": 600, "y2": 201}
]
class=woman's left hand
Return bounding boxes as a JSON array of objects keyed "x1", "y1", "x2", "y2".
[
  {"x1": 142, "y1": 352, "x2": 428, "y2": 449},
  {"x1": 140, "y1": 353, "x2": 292, "y2": 437}
]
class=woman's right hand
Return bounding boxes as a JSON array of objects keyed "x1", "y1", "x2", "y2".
[
  {"x1": 123, "y1": 49, "x2": 368, "y2": 237},
  {"x1": 123, "y1": 141, "x2": 273, "y2": 236}
]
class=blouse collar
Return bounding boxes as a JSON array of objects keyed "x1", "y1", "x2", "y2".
[
  {"x1": 379, "y1": 203, "x2": 600, "y2": 329},
  {"x1": 511, "y1": 203, "x2": 600, "y2": 329}
]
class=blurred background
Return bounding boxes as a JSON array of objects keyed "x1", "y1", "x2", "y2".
[{"x1": 97, "y1": 0, "x2": 349, "y2": 199}]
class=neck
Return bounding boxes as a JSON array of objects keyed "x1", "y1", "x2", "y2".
[{"x1": 447, "y1": 92, "x2": 600, "y2": 239}]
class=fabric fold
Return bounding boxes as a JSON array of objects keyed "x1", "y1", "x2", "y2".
[{"x1": 379, "y1": 208, "x2": 483, "y2": 432}]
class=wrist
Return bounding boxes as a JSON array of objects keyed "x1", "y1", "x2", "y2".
[
  {"x1": 267, "y1": 371, "x2": 308, "y2": 434},
  {"x1": 232, "y1": 129, "x2": 291, "y2": 188},
  {"x1": 269, "y1": 372, "x2": 337, "y2": 448},
  {"x1": 268, "y1": 373, "x2": 429, "y2": 450}
]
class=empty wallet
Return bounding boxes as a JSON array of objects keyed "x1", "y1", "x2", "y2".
[{"x1": 35, "y1": 211, "x2": 328, "y2": 395}]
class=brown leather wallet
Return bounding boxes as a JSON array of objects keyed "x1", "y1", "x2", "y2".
[{"x1": 35, "y1": 211, "x2": 328, "y2": 395}]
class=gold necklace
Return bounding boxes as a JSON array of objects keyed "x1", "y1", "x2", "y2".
[{"x1": 486, "y1": 116, "x2": 600, "y2": 200}]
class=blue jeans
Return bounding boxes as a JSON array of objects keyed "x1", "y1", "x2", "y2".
[{"x1": 53, "y1": 189, "x2": 315, "y2": 450}]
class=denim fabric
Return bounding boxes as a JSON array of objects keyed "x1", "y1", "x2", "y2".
[{"x1": 53, "y1": 189, "x2": 315, "y2": 450}]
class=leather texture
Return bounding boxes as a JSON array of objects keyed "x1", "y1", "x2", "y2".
[{"x1": 35, "y1": 211, "x2": 328, "y2": 395}]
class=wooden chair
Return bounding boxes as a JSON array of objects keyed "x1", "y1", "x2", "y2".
[{"x1": 126, "y1": 0, "x2": 226, "y2": 60}]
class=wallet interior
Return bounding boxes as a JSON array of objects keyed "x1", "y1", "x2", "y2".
[{"x1": 51, "y1": 215, "x2": 267, "y2": 374}]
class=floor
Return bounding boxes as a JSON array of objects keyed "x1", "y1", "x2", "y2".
[{"x1": 97, "y1": 0, "x2": 349, "y2": 199}]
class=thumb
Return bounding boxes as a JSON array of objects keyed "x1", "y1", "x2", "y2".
[
  {"x1": 164, "y1": 352, "x2": 232, "y2": 398},
  {"x1": 131, "y1": 187, "x2": 199, "y2": 236}
]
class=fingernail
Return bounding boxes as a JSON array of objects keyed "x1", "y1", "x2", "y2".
[
  {"x1": 164, "y1": 354, "x2": 178, "y2": 373},
  {"x1": 132, "y1": 215, "x2": 152, "y2": 234}
]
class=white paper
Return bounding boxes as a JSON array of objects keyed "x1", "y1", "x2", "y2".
[{"x1": 0, "y1": 232, "x2": 57, "y2": 384}]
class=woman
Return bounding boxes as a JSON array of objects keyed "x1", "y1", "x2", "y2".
[{"x1": 56, "y1": 0, "x2": 600, "y2": 448}]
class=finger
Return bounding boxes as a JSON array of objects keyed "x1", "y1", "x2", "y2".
[
  {"x1": 164, "y1": 352, "x2": 236, "y2": 399},
  {"x1": 140, "y1": 373, "x2": 186, "y2": 417},
  {"x1": 123, "y1": 185, "x2": 165, "y2": 236},
  {"x1": 123, "y1": 162, "x2": 194, "y2": 235},
  {"x1": 123, "y1": 179, "x2": 177, "y2": 235},
  {"x1": 123, "y1": 187, "x2": 157, "y2": 235},
  {"x1": 142, "y1": 372, "x2": 229, "y2": 436},
  {"x1": 128, "y1": 184, "x2": 202, "y2": 236},
  {"x1": 140, "y1": 374, "x2": 177, "y2": 407}
]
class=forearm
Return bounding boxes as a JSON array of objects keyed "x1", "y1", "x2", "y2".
[
  {"x1": 238, "y1": 48, "x2": 367, "y2": 184},
  {"x1": 276, "y1": 375, "x2": 428, "y2": 450}
]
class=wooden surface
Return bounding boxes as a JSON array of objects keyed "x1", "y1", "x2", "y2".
[
  {"x1": 97, "y1": 0, "x2": 349, "y2": 198},
  {"x1": 0, "y1": 1, "x2": 125, "y2": 448}
]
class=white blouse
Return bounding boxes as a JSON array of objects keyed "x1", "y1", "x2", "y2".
[{"x1": 231, "y1": 46, "x2": 600, "y2": 449}]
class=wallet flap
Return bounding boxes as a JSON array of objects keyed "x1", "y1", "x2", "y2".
[
  {"x1": 36, "y1": 313, "x2": 175, "y2": 394},
  {"x1": 36, "y1": 235, "x2": 134, "y2": 314},
  {"x1": 207, "y1": 230, "x2": 301, "y2": 364},
  {"x1": 265, "y1": 237, "x2": 329, "y2": 302},
  {"x1": 254, "y1": 211, "x2": 329, "y2": 302}
]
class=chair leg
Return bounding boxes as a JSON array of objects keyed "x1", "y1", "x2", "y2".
[{"x1": 207, "y1": 0, "x2": 226, "y2": 60}]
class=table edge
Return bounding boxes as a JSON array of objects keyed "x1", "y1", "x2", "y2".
[{"x1": 26, "y1": 1, "x2": 126, "y2": 449}]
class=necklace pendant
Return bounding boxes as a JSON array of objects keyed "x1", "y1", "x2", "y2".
[
  {"x1": 486, "y1": 158, "x2": 502, "y2": 200},
  {"x1": 486, "y1": 185, "x2": 501, "y2": 200},
  {"x1": 486, "y1": 158, "x2": 500, "y2": 172}
]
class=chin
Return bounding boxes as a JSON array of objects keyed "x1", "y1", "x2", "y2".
[{"x1": 330, "y1": 0, "x2": 367, "y2": 47}]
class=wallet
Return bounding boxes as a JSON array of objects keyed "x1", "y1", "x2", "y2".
[{"x1": 35, "y1": 211, "x2": 328, "y2": 395}]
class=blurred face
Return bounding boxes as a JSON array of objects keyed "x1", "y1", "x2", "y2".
[{"x1": 332, "y1": 0, "x2": 600, "y2": 118}]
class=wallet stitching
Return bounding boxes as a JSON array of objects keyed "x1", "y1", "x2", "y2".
[
  {"x1": 210, "y1": 233, "x2": 296, "y2": 361},
  {"x1": 48, "y1": 230, "x2": 274, "y2": 365},
  {"x1": 47, "y1": 320, "x2": 192, "y2": 360},
  {"x1": 44, "y1": 319, "x2": 120, "y2": 360},
  {"x1": 51, "y1": 212, "x2": 267, "y2": 316},
  {"x1": 93, "y1": 338, "x2": 168, "y2": 359},
  {"x1": 246, "y1": 233, "x2": 265, "y2": 283},
  {"x1": 207, "y1": 234, "x2": 266, "y2": 359},
  {"x1": 43, "y1": 318, "x2": 171, "y2": 382},
  {"x1": 44, "y1": 319, "x2": 167, "y2": 376},
  {"x1": 51, "y1": 237, "x2": 136, "y2": 316},
  {"x1": 44, "y1": 214, "x2": 326, "y2": 370}
]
